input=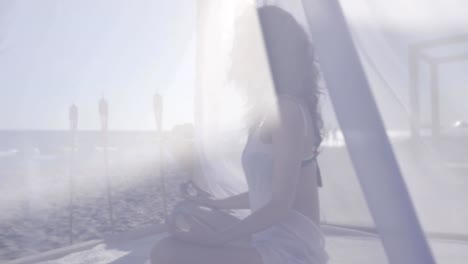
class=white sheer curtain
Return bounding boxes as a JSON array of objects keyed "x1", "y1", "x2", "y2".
[
  {"x1": 195, "y1": 2, "x2": 467, "y2": 262},
  {"x1": 337, "y1": 0, "x2": 468, "y2": 237},
  {"x1": 194, "y1": 1, "x2": 251, "y2": 198},
  {"x1": 196, "y1": 0, "x2": 468, "y2": 234}
]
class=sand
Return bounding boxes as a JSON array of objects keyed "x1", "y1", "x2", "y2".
[
  {"x1": 28, "y1": 230, "x2": 468, "y2": 264},
  {"x1": 0, "y1": 168, "x2": 187, "y2": 262}
]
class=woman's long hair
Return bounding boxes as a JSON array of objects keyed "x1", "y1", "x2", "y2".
[{"x1": 230, "y1": 5, "x2": 323, "y2": 150}]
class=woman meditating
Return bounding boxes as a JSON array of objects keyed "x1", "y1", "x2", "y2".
[{"x1": 151, "y1": 5, "x2": 328, "y2": 264}]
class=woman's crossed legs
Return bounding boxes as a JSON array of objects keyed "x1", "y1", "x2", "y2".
[
  {"x1": 150, "y1": 204, "x2": 262, "y2": 264},
  {"x1": 150, "y1": 237, "x2": 262, "y2": 264}
]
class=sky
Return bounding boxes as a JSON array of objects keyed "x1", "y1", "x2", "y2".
[
  {"x1": 1, "y1": 0, "x2": 468, "y2": 131},
  {"x1": 0, "y1": 0, "x2": 196, "y2": 130}
]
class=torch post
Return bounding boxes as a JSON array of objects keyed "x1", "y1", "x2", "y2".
[
  {"x1": 153, "y1": 94, "x2": 168, "y2": 222},
  {"x1": 68, "y1": 104, "x2": 78, "y2": 244},
  {"x1": 99, "y1": 97, "x2": 114, "y2": 233}
]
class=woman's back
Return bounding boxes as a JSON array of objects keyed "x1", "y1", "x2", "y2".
[
  {"x1": 282, "y1": 96, "x2": 321, "y2": 224},
  {"x1": 293, "y1": 158, "x2": 320, "y2": 223},
  {"x1": 244, "y1": 95, "x2": 321, "y2": 224},
  {"x1": 293, "y1": 95, "x2": 321, "y2": 223},
  {"x1": 242, "y1": 95, "x2": 328, "y2": 264}
]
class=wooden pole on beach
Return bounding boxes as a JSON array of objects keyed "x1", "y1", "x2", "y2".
[
  {"x1": 68, "y1": 104, "x2": 78, "y2": 244},
  {"x1": 99, "y1": 97, "x2": 115, "y2": 233},
  {"x1": 154, "y1": 93, "x2": 168, "y2": 222}
]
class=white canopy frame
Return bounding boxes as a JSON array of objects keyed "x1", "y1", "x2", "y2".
[{"x1": 409, "y1": 34, "x2": 468, "y2": 142}]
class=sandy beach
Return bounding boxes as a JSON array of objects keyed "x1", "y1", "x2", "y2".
[{"x1": 0, "y1": 169, "x2": 186, "y2": 261}]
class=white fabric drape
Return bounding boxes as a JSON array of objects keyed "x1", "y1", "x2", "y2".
[
  {"x1": 194, "y1": 1, "x2": 251, "y2": 198},
  {"x1": 195, "y1": 0, "x2": 468, "y2": 238}
]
